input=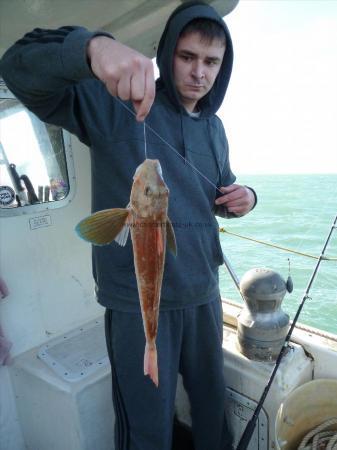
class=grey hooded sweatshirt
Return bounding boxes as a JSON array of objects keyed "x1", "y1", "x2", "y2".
[{"x1": 0, "y1": 2, "x2": 244, "y2": 312}]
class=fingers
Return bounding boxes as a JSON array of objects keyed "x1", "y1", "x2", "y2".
[
  {"x1": 215, "y1": 185, "x2": 253, "y2": 214},
  {"x1": 88, "y1": 37, "x2": 155, "y2": 121},
  {"x1": 134, "y1": 64, "x2": 155, "y2": 121},
  {"x1": 116, "y1": 68, "x2": 132, "y2": 100},
  {"x1": 105, "y1": 58, "x2": 154, "y2": 121},
  {"x1": 130, "y1": 62, "x2": 145, "y2": 102},
  {"x1": 110, "y1": 57, "x2": 155, "y2": 121},
  {"x1": 215, "y1": 185, "x2": 241, "y2": 205},
  {"x1": 116, "y1": 63, "x2": 155, "y2": 121},
  {"x1": 218, "y1": 185, "x2": 238, "y2": 195}
]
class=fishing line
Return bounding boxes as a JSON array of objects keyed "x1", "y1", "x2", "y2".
[
  {"x1": 115, "y1": 98, "x2": 222, "y2": 194},
  {"x1": 143, "y1": 121, "x2": 148, "y2": 159},
  {"x1": 236, "y1": 213, "x2": 337, "y2": 450}
]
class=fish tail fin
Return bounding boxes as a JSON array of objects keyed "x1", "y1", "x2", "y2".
[{"x1": 144, "y1": 343, "x2": 158, "y2": 387}]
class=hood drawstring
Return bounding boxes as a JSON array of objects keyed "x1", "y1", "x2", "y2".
[{"x1": 180, "y1": 114, "x2": 187, "y2": 163}]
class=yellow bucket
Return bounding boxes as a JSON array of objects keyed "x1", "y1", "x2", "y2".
[{"x1": 275, "y1": 379, "x2": 337, "y2": 449}]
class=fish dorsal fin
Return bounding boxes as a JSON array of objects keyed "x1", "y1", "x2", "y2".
[
  {"x1": 166, "y1": 218, "x2": 177, "y2": 256},
  {"x1": 76, "y1": 208, "x2": 129, "y2": 246}
]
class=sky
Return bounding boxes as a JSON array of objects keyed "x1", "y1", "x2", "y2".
[{"x1": 220, "y1": 0, "x2": 337, "y2": 174}]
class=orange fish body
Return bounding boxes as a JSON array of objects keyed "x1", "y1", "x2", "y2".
[
  {"x1": 130, "y1": 160, "x2": 170, "y2": 386},
  {"x1": 76, "y1": 159, "x2": 176, "y2": 387}
]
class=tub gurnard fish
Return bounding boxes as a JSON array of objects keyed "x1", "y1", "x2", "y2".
[{"x1": 75, "y1": 159, "x2": 177, "y2": 387}]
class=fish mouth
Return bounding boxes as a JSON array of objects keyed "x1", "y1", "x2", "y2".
[
  {"x1": 148, "y1": 159, "x2": 165, "y2": 185},
  {"x1": 156, "y1": 169, "x2": 167, "y2": 191},
  {"x1": 134, "y1": 159, "x2": 167, "y2": 192},
  {"x1": 153, "y1": 160, "x2": 163, "y2": 177},
  {"x1": 134, "y1": 159, "x2": 162, "y2": 178}
]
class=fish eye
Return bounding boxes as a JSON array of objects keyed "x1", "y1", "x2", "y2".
[{"x1": 144, "y1": 186, "x2": 152, "y2": 196}]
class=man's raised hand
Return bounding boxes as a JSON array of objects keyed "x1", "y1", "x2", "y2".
[{"x1": 88, "y1": 36, "x2": 155, "y2": 121}]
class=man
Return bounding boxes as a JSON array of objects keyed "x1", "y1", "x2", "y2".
[{"x1": 0, "y1": 1, "x2": 256, "y2": 449}]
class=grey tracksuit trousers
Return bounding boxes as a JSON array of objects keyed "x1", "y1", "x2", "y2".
[{"x1": 104, "y1": 297, "x2": 233, "y2": 450}]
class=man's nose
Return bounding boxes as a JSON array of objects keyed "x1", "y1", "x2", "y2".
[{"x1": 191, "y1": 60, "x2": 205, "y2": 79}]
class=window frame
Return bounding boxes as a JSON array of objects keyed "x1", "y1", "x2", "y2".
[{"x1": 0, "y1": 80, "x2": 76, "y2": 218}]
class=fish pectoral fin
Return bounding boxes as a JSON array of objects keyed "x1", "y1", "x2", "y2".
[
  {"x1": 166, "y1": 218, "x2": 177, "y2": 256},
  {"x1": 75, "y1": 208, "x2": 130, "y2": 245},
  {"x1": 114, "y1": 222, "x2": 130, "y2": 247}
]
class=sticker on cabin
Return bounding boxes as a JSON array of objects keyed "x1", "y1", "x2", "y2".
[
  {"x1": 29, "y1": 215, "x2": 52, "y2": 230},
  {"x1": 0, "y1": 186, "x2": 15, "y2": 206}
]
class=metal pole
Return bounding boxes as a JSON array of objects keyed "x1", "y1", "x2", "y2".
[{"x1": 223, "y1": 255, "x2": 240, "y2": 291}]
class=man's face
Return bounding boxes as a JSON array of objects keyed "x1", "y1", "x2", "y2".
[{"x1": 173, "y1": 31, "x2": 226, "y2": 112}]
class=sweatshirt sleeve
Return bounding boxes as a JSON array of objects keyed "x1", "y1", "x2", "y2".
[
  {"x1": 213, "y1": 118, "x2": 257, "y2": 218},
  {"x1": 0, "y1": 26, "x2": 113, "y2": 145}
]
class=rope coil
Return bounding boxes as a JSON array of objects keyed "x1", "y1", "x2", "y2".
[{"x1": 298, "y1": 418, "x2": 337, "y2": 450}]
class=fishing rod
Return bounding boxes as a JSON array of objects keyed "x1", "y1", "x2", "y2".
[{"x1": 235, "y1": 213, "x2": 337, "y2": 450}]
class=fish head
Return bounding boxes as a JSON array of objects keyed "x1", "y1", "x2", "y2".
[{"x1": 131, "y1": 159, "x2": 169, "y2": 216}]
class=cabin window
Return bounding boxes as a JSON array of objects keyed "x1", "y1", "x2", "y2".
[{"x1": 0, "y1": 82, "x2": 75, "y2": 216}]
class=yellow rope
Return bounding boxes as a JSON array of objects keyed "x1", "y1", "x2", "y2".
[{"x1": 219, "y1": 227, "x2": 337, "y2": 261}]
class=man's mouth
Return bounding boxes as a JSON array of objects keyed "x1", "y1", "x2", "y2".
[{"x1": 186, "y1": 84, "x2": 204, "y2": 89}]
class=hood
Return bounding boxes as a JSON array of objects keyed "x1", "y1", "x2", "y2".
[{"x1": 156, "y1": 1, "x2": 233, "y2": 117}]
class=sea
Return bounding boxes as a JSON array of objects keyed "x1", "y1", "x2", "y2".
[{"x1": 217, "y1": 173, "x2": 337, "y2": 335}]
